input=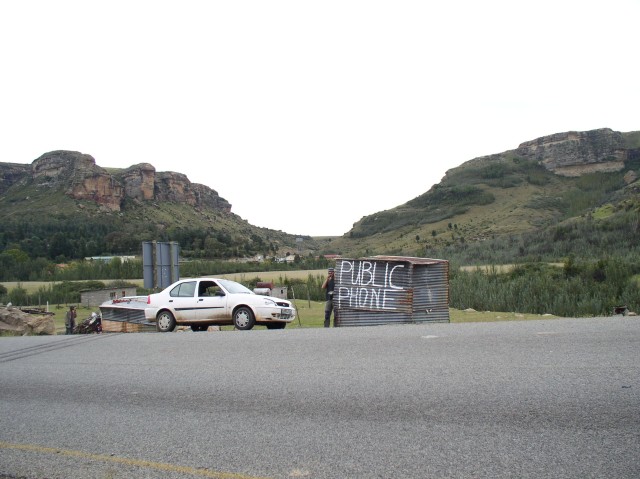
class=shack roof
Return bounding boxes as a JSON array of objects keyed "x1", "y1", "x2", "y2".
[{"x1": 367, "y1": 255, "x2": 448, "y2": 265}]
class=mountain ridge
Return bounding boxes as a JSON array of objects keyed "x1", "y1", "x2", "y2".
[
  {"x1": 1, "y1": 127, "x2": 639, "y2": 262},
  {"x1": 0, "y1": 151, "x2": 319, "y2": 260},
  {"x1": 2, "y1": 150, "x2": 233, "y2": 213},
  {"x1": 325, "y1": 127, "x2": 640, "y2": 258}
]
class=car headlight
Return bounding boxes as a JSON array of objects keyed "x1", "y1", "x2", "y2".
[{"x1": 263, "y1": 298, "x2": 277, "y2": 306}]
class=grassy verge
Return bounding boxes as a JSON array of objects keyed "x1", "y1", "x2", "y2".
[
  {"x1": 449, "y1": 308, "x2": 558, "y2": 322},
  {"x1": 286, "y1": 302, "x2": 559, "y2": 327},
  {"x1": 4, "y1": 297, "x2": 561, "y2": 337}
]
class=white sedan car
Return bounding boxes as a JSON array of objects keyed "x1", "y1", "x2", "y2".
[{"x1": 145, "y1": 277, "x2": 296, "y2": 332}]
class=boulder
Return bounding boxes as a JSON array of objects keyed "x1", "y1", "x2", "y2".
[{"x1": 0, "y1": 306, "x2": 56, "y2": 335}]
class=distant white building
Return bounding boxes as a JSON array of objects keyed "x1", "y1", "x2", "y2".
[
  {"x1": 275, "y1": 255, "x2": 296, "y2": 263},
  {"x1": 253, "y1": 282, "x2": 288, "y2": 300},
  {"x1": 85, "y1": 255, "x2": 137, "y2": 263}
]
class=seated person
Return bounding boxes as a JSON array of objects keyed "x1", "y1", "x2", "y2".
[{"x1": 199, "y1": 281, "x2": 223, "y2": 297}]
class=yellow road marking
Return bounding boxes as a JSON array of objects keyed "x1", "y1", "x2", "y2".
[{"x1": 0, "y1": 441, "x2": 269, "y2": 479}]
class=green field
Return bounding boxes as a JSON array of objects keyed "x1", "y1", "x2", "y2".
[{"x1": 1, "y1": 270, "x2": 327, "y2": 294}]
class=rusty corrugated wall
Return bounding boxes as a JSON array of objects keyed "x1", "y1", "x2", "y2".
[{"x1": 334, "y1": 256, "x2": 449, "y2": 327}]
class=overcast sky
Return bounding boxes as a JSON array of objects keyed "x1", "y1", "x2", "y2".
[{"x1": 1, "y1": 1, "x2": 638, "y2": 236}]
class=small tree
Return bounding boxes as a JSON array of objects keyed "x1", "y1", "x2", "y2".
[{"x1": 8, "y1": 284, "x2": 28, "y2": 306}]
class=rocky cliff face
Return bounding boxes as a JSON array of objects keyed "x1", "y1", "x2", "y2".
[
  {"x1": 121, "y1": 163, "x2": 156, "y2": 201},
  {"x1": 515, "y1": 128, "x2": 630, "y2": 177},
  {"x1": 0, "y1": 162, "x2": 30, "y2": 195},
  {"x1": 32, "y1": 151, "x2": 125, "y2": 211},
  {"x1": 2, "y1": 150, "x2": 232, "y2": 213}
]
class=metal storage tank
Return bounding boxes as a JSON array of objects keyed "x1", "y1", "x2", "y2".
[
  {"x1": 334, "y1": 256, "x2": 449, "y2": 327},
  {"x1": 142, "y1": 241, "x2": 180, "y2": 290}
]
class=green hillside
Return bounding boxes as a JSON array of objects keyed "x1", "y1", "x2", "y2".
[
  {"x1": 323, "y1": 132, "x2": 640, "y2": 263},
  {"x1": 2, "y1": 130, "x2": 640, "y2": 317},
  {"x1": 0, "y1": 164, "x2": 321, "y2": 263},
  {"x1": 1, "y1": 129, "x2": 639, "y2": 269}
]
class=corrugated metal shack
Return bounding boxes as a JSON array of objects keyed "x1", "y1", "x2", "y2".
[{"x1": 334, "y1": 256, "x2": 449, "y2": 327}]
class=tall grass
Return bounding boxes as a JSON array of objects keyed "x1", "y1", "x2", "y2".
[{"x1": 450, "y1": 259, "x2": 640, "y2": 316}]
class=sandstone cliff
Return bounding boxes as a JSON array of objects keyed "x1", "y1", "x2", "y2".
[
  {"x1": 455, "y1": 128, "x2": 639, "y2": 179},
  {"x1": 515, "y1": 128, "x2": 631, "y2": 177},
  {"x1": 1, "y1": 150, "x2": 232, "y2": 213},
  {"x1": 0, "y1": 162, "x2": 31, "y2": 195}
]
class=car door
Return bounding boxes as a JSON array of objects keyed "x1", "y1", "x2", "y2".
[
  {"x1": 195, "y1": 280, "x2": 228, "y2": 321},
  {"x1": 168, "y1": 280, "x2": 199, "y2": 322}
]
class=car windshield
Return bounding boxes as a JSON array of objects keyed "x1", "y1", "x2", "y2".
[{"x1": 218, "y1": 279, "x2": 253, "y2": 295}]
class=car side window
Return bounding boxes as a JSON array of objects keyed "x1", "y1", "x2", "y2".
[
  {"x1": 198, "y1": 281, "x2": 215, "y2": 296},
  {"x1": 210, "y1": 285, "x2": 224, "y2": 296},
  {"x1": 170, "y1": 281, "x2": 197, "y2": 298},
  {"x1": 199, "y1": 281, "x2": 220, "y2": 297}
]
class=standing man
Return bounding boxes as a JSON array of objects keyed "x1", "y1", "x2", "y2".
[
  {"x1": 65, "y1": 305, "x2": 77, "y2": 335},
  {"x1": 322, "y1": 267, "x2": 335, "y2": 328}
]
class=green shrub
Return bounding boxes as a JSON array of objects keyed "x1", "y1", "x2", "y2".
[{"x1": 450, "y1": 259, "x2": 640, "y2": 316}]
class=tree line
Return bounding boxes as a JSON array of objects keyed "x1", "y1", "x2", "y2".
[{"x1": 0, "y1": 216, "x2": 287, "y2": 267}]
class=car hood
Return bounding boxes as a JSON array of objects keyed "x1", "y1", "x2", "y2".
[{"x1": 261, "y1": 295, "x2": 291, "y2": 305}]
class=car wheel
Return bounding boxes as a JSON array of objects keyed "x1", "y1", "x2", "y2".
[
  {"x1": 266, "y1": 322, "x2": 286, "y2": 330},
  {"x1": 156, "y1": 310, "x2": 176, "y2": 332},
  {"x1": 233, "y1": 306, "x2": 255, "y2": 330}
]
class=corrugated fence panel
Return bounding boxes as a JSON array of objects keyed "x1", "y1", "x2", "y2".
[
  {"x1": 100, "y1": 306, "x2": 151, "y2": 325},
  {"x1": 411, "y1": 262, "x2": 450, "y2": 323},
  {"x1": 334, "y1": 256, "x2": 449, "y2": 327}
]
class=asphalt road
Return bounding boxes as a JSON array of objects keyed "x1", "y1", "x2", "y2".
[{"x1": 1, "y1": 317, "x2": 639, "y2": 479}]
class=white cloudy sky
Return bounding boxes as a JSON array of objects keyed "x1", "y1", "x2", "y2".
[{"x1": 1, "y1": 1, "x2": 638, "y2": 236}]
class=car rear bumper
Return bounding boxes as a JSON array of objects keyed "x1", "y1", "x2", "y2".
[{"x1": 144, "y1": 307, "x2": 159, "y2": 322}]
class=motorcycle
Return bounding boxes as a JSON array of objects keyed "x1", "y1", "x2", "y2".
[{"x1": 73, "y1": 312, "x2": 102, "y2": 334}]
